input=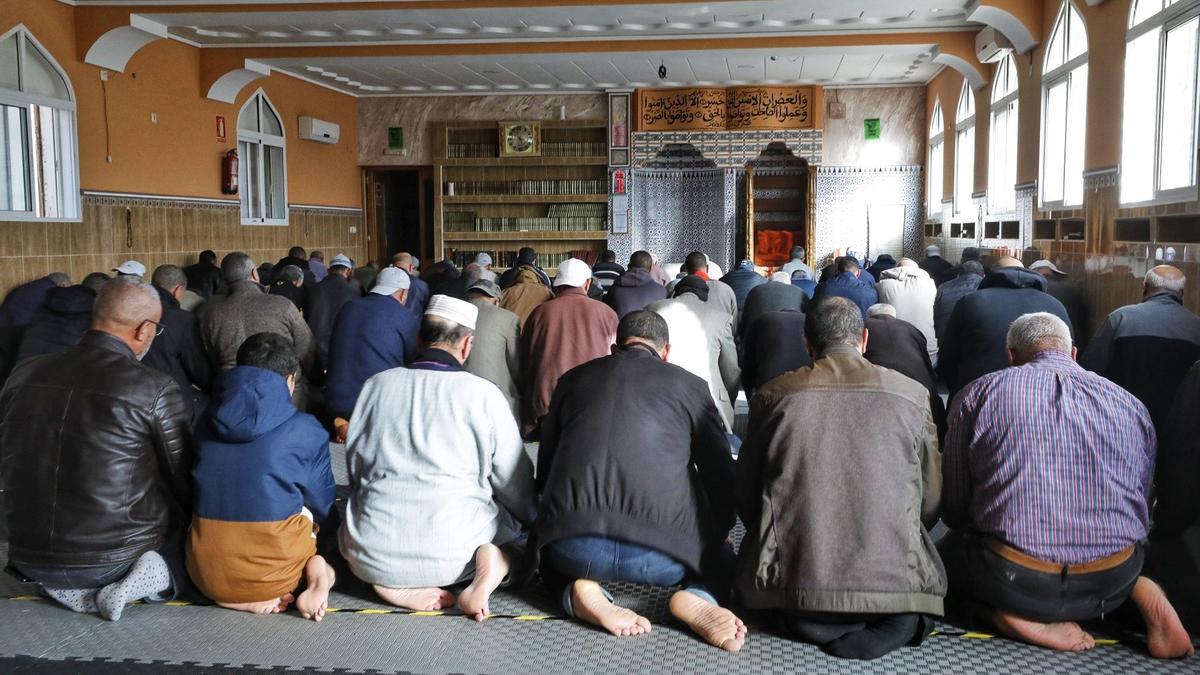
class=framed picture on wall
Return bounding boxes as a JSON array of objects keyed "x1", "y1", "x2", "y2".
[
  {"x1": 609, "y1": 148, "x2": 629, "y2": 166},
  {"x1": 608, "y1": 92, "x2": 630, "y2": 150}
]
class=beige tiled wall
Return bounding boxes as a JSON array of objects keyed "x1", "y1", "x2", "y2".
[{"x1": 0, "y1": 196, "x2": 365, "y2": 297}]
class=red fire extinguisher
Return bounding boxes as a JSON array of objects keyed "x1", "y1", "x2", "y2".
[{"x1": 221, "y1": 149, "x2": 239, "y2": 195}]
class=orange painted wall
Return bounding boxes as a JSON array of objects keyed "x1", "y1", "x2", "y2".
[{"x1": 1, "y1": 0, "x2": 360, "y2": 209}]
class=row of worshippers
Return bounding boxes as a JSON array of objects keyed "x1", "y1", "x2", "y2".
[{"x1": 3, "y1": 274, "x2": 1195, "y2": 663}]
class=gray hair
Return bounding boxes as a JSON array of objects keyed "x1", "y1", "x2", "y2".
[
  {"x1": 462, "y1": 262, "x2": 483, "y2": 286},
  {"x1": 47, "y1": 272, "x2": 71, "y2": 287},
  {"x1": 867, "y1": 303, "x2": 896, "y2": 318},
  {"x1": 221, "y1": 252, "x2": 256, "y2": 284},
  {"x1": 961, "y1": 260, "x2": 985, "y2": 276},
  {"x1": 277, "y1": 265, "x2": 303, "y2": 283},
  {"x1": 151, "y1": 264, "x2": 186, "y2": 292},
  {"x1": 790, "y1": 245, "x2": 806, "y2": 260},
  {"x1": 1145, "y1": 266, "x2": 1186, "y2": 294},
  {"x1": 771, "y1": 271, "x2": 792, "y2": 284},
  {"x1": 1007, "y1": 312, "x2": 1072, "y2": 355},
  {"x1": 805, "y1": 296, "x2": 865, "y2": 353},
  {"x1": 92, "y1": 275, "x2": 160, "y2": 329}
]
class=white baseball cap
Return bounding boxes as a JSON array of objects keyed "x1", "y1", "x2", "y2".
[
  {"x1": 553, "y1": 258, "x2": 592, "y2": 288},
  {"x1": 1030, "y1": 259, "x2": 1067, "y2": 276},
  {"x1": 926, "y1": 245, "x2": 941, "y2": 256},
  {"x1": 329, "y1": 253, "x2": 353, "y2": 269},
  {"x1": 425, "y1": 294, "x2": 478, "y2": 330},
  {"x1": 370, "y1": 266, "x2": 411, "y2": 295},
  {"x1": 475, "y1": 252, "x2": 493, "y2": 267},
  {"x1": 113, "y1": 260, "x2": 146, "y2": 277}
]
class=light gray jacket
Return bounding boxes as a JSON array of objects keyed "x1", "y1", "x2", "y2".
[
  {"x1": 465, "y1": 299, "x2": 522, "y2": 420},
  {"x1": 647, "y1": 293, "x2": 741, "y2": 430}
]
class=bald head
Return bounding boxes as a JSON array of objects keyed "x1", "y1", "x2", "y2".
[
  {"x1": 994, "y1": 256, "x2": 1023, "y2": 269},
  {"x1": 1145, "y1": 265, "x2": 1186, "y2": 297},
  {"x1": 392, "y1": 252, "x2": 415, "y2": 273}
]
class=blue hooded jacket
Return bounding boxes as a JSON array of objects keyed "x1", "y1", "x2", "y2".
[
  {"x1": 192, "y1": 366, "x2": 335, "y2": 524},
  {"x1": 811, "y1": 271, "x2": 879, "y2": 319}
]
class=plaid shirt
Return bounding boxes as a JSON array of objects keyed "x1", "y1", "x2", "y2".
[{"x1": 944, "y1": 350, "x2": 1155, "y2": 564}]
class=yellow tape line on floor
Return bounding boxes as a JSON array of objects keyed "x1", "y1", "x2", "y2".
[{"x1": 0, "y1": 595, "x2": 1130, "y2": 644}]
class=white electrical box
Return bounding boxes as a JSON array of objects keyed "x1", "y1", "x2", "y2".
[{"x1": 298, "y1": 116, "x2": 341, "y2": 145}]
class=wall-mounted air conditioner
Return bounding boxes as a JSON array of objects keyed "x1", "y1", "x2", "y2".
[
  {"x1": 976, "y1": 27, "x2": 1013, "y2": 64},
  {"x1": 298, "y1": 116, "x2": 340, "y2": 145}
]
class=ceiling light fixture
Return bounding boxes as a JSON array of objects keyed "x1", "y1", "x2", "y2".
[{"x1": 658, "y1": 61, "x2": 667, "y2": 79}]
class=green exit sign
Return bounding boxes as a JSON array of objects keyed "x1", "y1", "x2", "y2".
[
  {"x1": 864, "y1": 118, "x2": 882, "y2": 140},
  {"x1": 388, "y1": 127, "x2": 404, "y2": 149}
]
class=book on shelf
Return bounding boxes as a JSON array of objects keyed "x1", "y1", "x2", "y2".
[
  {"x1": 444, "y1": 203, "x2": 607, "y2": 233},
  {"x1": 443, "y1": 179, "x2": 605, "y2": 196},
  {"x1": 444, "y1": 249, "x2": 602, "y2": 270}
]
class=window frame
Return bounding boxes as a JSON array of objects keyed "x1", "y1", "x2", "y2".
[
  {"x1": 928, "y1": 99, "x2": 945, "y2": 221},
  {"x1": 236, "y1": 89, "x2": 288, "y2": 227},
  {"x1": 1039, "y1": 1, "x2": 1089, "y2": 210},
  {"x1": 0, "y1": 25, "x2": 80, "y2": 223},
  {"x1": 1120, "y1": 1, "x2": 1200, "y2": 207},
  {"x1": 989, "y1": 54, "x2": 1020, "y2": 214},
  {"x1": 954, "y1": 81, "x2": 976, "y2": 217}
]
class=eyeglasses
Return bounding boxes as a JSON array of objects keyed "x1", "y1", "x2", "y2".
[{"x1": 140, "y1": 319, "x2": 166, "y2": 337}]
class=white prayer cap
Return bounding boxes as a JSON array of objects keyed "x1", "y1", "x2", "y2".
[
  {"x1": 370, "y1": 266, "x2": 411, "y2": 295},
  {"x1": 113, "y1": 260, "x2": 146, "y2": 277},
  {"x1": 554, "y1": 257, "x2": 592, "y2": 287},
  {"x1": 475, "y1": 252, "x2": 493, "y2": 266},
  {"x1": 926, "y1": 245, "x2": 941, "y2": 256},
  {"x1": 425, "y1": 294, "x2": 478, "y2": 330},
  {"x1": 330, "y1": 253, "x2": 353, "y2": 268},
  {"x1": 1029, "y1": 259, "x2": 1067, "y2": 276}
]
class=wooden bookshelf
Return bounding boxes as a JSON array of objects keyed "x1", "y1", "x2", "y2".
[{"x1": 433, "y1": 120, "x2": 610, "y2": 270}]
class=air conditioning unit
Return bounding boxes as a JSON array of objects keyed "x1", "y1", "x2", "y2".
[
  {"x1": 298, "y1": 116, "x2": 340, "y2": 145},
  {"x1": 976, "y1": 27, "x2": 1013, "y2": 63}
]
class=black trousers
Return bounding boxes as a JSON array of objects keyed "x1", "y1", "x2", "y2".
[
  {"x1": 1146, "y1": 526, "x2": 1200, "y2": 636},
  {"x1": 776, "y1": 611, "x2": 933, "y2": 660},
  {"x1": 938, "y1": 529, "x2": 1143, "y2": 624}
]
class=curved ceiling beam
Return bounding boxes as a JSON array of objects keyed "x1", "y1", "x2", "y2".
[
  {"x1": 205, "y1": 60, "x2": 273, "y2": 103},
  {"x1": 931, "y1": 46, "x2": 987, "y2": 90},
  {"x1": 83, "y1": 18, "x2": 168, "y2": 72},
  {"x1": 966, "y1": 1, "x2": 1042, "y2": 53}
]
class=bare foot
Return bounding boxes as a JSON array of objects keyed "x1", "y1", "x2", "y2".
[
  {"x1": 570, "y1": 579, "x2": 651, "y2": 637},
  {"x1": 992, "y1": 609, "x2": 1095, "y2": 652},
  {"x1": 458, "y1": 544, "x2": 512, "y2": 621},
  {"x1": 373, "y1": 585, "x2": 456, "y2": 611},
  {"x1": 219, "y1": 593, "x2": 294, "y2": 615},
  {"x1": 296, "y1": 556, "x2": 336, "y2": 623},
  {"x1": 1130, "y1": 577, "x2": 1195, "y2": 659},
  {"x1": 669, "y1": 590, "x2": 746, "y2": 652}
]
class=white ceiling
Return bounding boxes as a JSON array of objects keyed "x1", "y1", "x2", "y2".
[
  {"x1": 260, "y1": 45, "x2": 941, "y2": 95},
  {"x1": 136, "y1": 1, "x2": 975, "y2": 46}
]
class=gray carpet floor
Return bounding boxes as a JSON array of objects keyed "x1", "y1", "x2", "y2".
[{"x1": 0, "y1": 439, "x2": 1195, "y2": 674}]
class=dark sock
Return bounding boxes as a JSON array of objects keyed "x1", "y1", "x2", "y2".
[{"x1": 824, "y1": 613, "x2": 923, "y2": 660}]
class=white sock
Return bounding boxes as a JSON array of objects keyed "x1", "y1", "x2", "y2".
[
  {"x1": 95, "y1": 551, "x2": 172, "y2": 622},
  {"x1": 43, "y1": 587, "x2": 99, "y2": 614}
]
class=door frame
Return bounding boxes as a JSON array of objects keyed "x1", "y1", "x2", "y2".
[{"x1": 361, "y1": 166, "x2": 434, "y2": 265}]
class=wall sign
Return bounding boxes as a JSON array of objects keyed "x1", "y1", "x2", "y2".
[
  {"x1": 637, "y1": 86, "x2": 815, "y2": 132},
  {"x1": 385, "y1": 126, "x2": 405, "y2": 155},
  {"x1": 216, "y1": 116, "x2": 226, "y2": 143},
  {"x1": 864, "y1": 118, "x2": 882, "y2": 140}
]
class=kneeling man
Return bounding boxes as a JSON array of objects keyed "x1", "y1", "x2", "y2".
[
  {"x1": 736, "y1": 296, "x2": 945, "y2": 660},
  {"x1": 535, "y1": 310, "x2": 745, "y2": 651},
  {"x1": 1, "y1": 276, "x2": 192, "y2": 621},
  {"x1": 339, "y1": 295, "x2": 535, "y2": 620},
  {"x1": 187, "y1": 332, "x2": 336, "y2": 621},
  {"x1": 941, "y1": 312, "x2": 1192, "y2": 658}
]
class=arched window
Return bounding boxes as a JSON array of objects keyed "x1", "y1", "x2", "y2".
[
  {"x1": 1121, "y1": 0, "x2": 1199, "y2": 205},
  {"x1": 1040, "y1": 1, "x2": 1088, "y2": 208},
  {"x1": 928, "y1": 99, "x2": 944, "y2": 220},
  {"x1": 0, "y1": 26, "x2": 79, "y2": 221},
  {"x1": 954, "y1": 81, "x2": 976, "y2": 215},
  {"x1": 989, "y1": 55, "x2": 1020, "y2": 213},
  {"x1": 237, "y1": 90, "x2": 287, "y2": 225}
]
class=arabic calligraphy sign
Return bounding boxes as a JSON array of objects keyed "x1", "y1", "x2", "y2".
[{"x1": 638, "y1": 86, "x2": 815, "y2": 131}]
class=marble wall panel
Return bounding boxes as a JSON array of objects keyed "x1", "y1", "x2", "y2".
[
  {"x1": 359, "y1": 94, "x2": 608, "y2": 166},
  {"x1": 821, "y1": 87, "x2": 927, "y2": 167}
]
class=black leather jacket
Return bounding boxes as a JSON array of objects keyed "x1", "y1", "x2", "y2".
[{"x1": 0, "y1": 330, "x2": 192, "y2": 568}]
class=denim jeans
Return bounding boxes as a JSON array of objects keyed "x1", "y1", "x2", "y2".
[
  {"x1": 938, "y1": 529, "x2": 1143, "y2": 624},
  {"x1": 542, "y1": 536, "x2": 720, "y2": 616}
]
